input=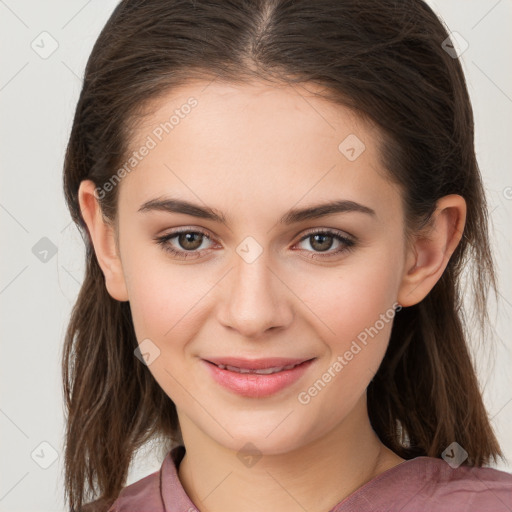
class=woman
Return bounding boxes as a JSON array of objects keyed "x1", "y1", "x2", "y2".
[{"x1": 62, "y1": 0, "x2": 512, "y2": 510}]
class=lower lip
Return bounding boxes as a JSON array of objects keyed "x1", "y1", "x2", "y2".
[{"x1": 202, "y1": 359, "x2": 315, "y2": 398}]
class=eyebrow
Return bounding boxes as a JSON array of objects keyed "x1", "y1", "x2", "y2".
[{"x1": 138, "y1": 197, "x2": 376, "y2": 224}]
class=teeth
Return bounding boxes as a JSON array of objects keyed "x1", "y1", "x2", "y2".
[
  {"x1": 216, "y1": 363, "x2": 300, "y2": 374},
  {"x1": 226, "y1": 365, "x2": 251, "y2": 373},
  {"x1": 254, "y1": 366, "x2": 285, "y2": 374}
]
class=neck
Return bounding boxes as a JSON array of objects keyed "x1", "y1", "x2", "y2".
[{"x1": 177, "y1": 395, "x2": 403, "y2": 512}]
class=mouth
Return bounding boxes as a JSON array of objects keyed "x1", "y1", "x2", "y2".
[
  {"x1": 212, "y1": 362, "x2": 303, "y2": 374},
  {"x1": 201, "y1": 357, "x2": 316, "y2": 397},
  {"x1": 204, "y1": 356, "x2": 313, "y2": 370}
]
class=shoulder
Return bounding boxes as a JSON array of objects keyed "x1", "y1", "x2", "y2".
[
  {"x1": 79, "y1": 497, "x2": 116, "y2": 512},
  {"x1": 414, "y1": 457, "x2": 512, "y2": 509},
  {"x1": 335, "y1": 456, "x2": 512, "y2": 512},
  {"x1": 415, "y1": 456, "x2": 512, "y2": 483},
  {"x1": 105, "y1": 468, "x2": 163, "y2": 511},
  {"x1": 386, "y1": 457, "x2": 512, "y2": 511},
  {"x1": 82, "y1": 445, "x2": 186, "y2": 512},
  {"x1": 79, "y1": 468, "x2": 161, "y2": 512}
]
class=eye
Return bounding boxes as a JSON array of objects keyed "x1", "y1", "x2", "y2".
[
  {"x1": 154, "y1": 228, "x2": 215, "y2": 259},
  {"x1": 294, "y1": 228, "x2": 356, "y2": 259}
]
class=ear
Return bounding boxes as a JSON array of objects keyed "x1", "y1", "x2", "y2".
[
  {"x1": 78, "y1": 180, "x2": 129, "y2": 302},
  {"x1": 397, "y1": 194, "x2": 466, "y2": 307}
]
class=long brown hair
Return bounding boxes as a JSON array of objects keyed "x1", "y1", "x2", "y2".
[{"x1": 62, "y1": 0, "x2": 504, "y2": 509}]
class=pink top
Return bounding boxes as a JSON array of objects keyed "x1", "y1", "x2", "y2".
[{"x1": 103, "y1": 445, "x2": 512, "y2": 511}]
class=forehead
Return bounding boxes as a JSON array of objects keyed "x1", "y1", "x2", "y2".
[
  {"x1": 118, "y1": 79, "x2": 402, "y2": 224},
  {"x1": 132, "y1": 79, "x2": 370, "y2": 149}
]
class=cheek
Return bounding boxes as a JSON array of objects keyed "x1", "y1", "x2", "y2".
[
  {"x1": 296, "y1": 274, "x2": 397, "y2": 417},
  {"x1": 294, "y1": 254, "x2": 400, "y2": 344},
  {"x1": 121, "y1": 236, "x2": 217, "y2": 340},
  {"x1": 123, "y1": 255, "x2": 208, "y2": 403},
  {"x1": 290, "y1": 251, "x2": 400, "y2": 395}
]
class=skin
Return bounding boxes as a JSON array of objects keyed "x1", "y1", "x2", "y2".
[{"x1": 78, "y1": 79, "x2": 466, "y2": 512}]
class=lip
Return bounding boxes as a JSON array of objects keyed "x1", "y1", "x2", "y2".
[
  {"x1": 204, "y1": 356, "x2": 311, "y2": 370},
  {"x1": 202, "y1": 357, "x2": 316, "y2": 398}
]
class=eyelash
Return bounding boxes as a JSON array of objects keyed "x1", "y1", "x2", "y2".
[{"x1": 154, "y1": 227, "x2": 356, "y2": 260}]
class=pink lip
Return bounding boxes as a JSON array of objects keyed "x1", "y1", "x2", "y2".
[
  {"x1": 204, "y1": 356, "x2": 311, "y2": 370},
  {"x1": 202, "y1": 357, "x2": 316, "y2": 398}
]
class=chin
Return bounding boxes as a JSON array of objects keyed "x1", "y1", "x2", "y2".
[{"x1": 206, "y1": 420, "x2": 316, "y2": 457}]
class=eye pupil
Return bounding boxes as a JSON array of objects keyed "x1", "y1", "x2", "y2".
[{"x1": 311, "y1": 234, "x2": 333, "y2": 252}]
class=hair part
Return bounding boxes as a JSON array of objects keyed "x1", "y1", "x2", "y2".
[{"x1": 62, "y1": 0, "x2": 503, "y2": 509}]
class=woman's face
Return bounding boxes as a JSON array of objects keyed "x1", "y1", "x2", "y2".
[{"x1": 109, "y1": 80, "x2": 411, "y2": 454}]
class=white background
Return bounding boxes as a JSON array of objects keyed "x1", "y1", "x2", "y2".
[{"x1": 0, "y1": 1, "x2": 511, "y2": 510}]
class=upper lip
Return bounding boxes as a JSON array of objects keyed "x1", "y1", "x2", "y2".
[{"x1": 203, "y1": 357, "x2": 314, "y2": 370}]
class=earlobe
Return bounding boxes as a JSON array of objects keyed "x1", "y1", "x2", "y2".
[
  {"x1": 78, "y1": 180, "x2": 129, "y2": 302},
  {"x1": 397, "y1": 194, "x2": 466, "y2": 307}
]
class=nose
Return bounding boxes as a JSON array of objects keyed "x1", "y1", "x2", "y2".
[{"x1": 216, "y1": 252, "x2": 294, "y2": 339}]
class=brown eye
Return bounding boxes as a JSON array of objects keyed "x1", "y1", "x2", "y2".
[
  {"x1": 295, "y1": 229, "x2": 356, "y2": 259},
  {"x1": 177, "y1": 232, "x2": 204, "y2": 251},
  {"x1": 309, "y1": 233, "x2": 335, "y2": 252},
  {"x1": 154, "y1": 228, "x2": 214, "y2": 259}
]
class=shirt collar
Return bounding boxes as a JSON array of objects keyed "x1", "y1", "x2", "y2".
[{"x1": 161, "y1": 445, "x2": 200, "y2": 511}]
